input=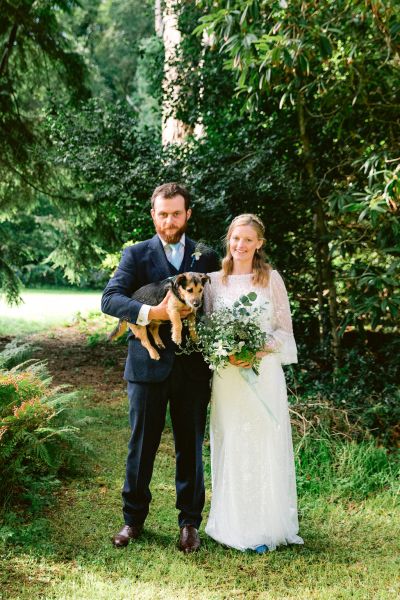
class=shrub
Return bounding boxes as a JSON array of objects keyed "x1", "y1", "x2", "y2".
[
  {"x1": 287, "y1": 340, "x2": 400, "y2": 447},
  {"x1": 0, "y1": 342, "x2": 90, "y2": 511},
  {"x1": 0, "y1": 339, "x2": 38, "y2": 370}
]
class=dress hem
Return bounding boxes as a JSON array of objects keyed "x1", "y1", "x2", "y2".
[{"x1": 205, "y1": 528, "x2": 304, "y2": 552}]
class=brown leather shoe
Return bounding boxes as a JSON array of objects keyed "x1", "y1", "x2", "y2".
[
  {"x1": 112, "y1": 524, "x2": 143, "y2": 548},
  {"x1": 178, "y1": 525, "x2": 201, "y2": 553}
]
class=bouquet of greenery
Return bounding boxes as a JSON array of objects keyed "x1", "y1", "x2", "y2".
[
  {"x1": 179, "y1": 292, "x2": 279, "y2": 424},
  {"x1": 195, "y1": 292, "x2": 271, "y2": 375}
]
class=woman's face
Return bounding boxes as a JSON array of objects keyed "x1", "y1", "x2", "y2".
[{"x1": 229, "y1": 224, "x2": 263, "y2": 264}]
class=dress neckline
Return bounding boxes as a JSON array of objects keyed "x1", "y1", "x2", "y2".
[{"x1": 211, "y1": 270, "x2": 254, "y2": 280}]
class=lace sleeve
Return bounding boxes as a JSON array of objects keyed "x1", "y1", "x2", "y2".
[{"x1": 269, "y1": 270, "x2": 298, "y2": 365}]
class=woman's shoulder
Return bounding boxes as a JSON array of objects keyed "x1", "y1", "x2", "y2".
[
  {"x1": 207, "y1": 270, "x2": 223, "y2": 280},
  {"x1": 269, "y1": 268, "x2": 284, "y2": 281},
  {"x1": 269, "y1": 269, "x2": 289, "y2": 294},
  {"x1": 270, "y1": 268, "x2": 284, "y2": 281}
]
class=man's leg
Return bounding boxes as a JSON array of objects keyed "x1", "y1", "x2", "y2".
[
  {"x1": 122, "y1": 380, "x2": 168, "y2": 527},
  {"x1": 169, "y1": 359, "x2": 210, "y2": 531}
]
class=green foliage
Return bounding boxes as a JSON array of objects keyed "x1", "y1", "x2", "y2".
[
  {"x1": 0, "y1": 0, "x2": 159, "y2": 302},
  {"x1": 0, "y1": 199, "x2": 79, "y2": 291},
  {"x1": 70, "y1": 0, "x2": 155, "y2": 104},
  {"x1": 0, "y1": 339, "x2": 37, "y2": 370},
  {"x1": 287, "y1": 340, "x2": 400, "y2": 447},
  {"x1": 72, "y1": 310, "x2": 127, "y2": 349},
  {"x1": 0, "y1": 0, "x2": 90, "y2": 302},
  {"x1": 0, "y1": 342, "x2": 91, "y2": 510},
  {"x1": 135, "y1": 35, "x2": 165, "y2": 113},
  {"x1": 331, "y1": 156, "x2": 400, "y2": 331},
  {"x1": 194, "y1": 0, "x2": 400, "y2": 338},
  {"x1": 43, "y1": 99, "x2": 162, "y2": 280},
  {"x1": 0, "y1": 0, "x2": 89, "y2": 206},
  {"x1": 0, "y1": 251, "x2": 22, "y2": 306}
]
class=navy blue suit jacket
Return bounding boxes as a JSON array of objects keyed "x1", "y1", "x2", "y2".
[{"x1": 101, "y1": 235, "x2": 220, "y2": 382}]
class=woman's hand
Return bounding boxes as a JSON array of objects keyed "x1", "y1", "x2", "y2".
[
  {"x1": 228, "y1": 355, "x2": 252, "y2": 369},
  {"x1": 229, "y1": 348, "x2": 273, "y2": 368}
]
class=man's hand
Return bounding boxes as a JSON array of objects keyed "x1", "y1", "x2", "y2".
[
  {"x1": 148, "y1": 292, "x2": 192, "y2": 321},
  {"x1": 148, "y1": 293, "x2": 170, "y2": 321}
]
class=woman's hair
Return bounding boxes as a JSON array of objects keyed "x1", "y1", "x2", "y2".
[{"x1": 221, "y1": 214, "x2": 271, "y2": 286}]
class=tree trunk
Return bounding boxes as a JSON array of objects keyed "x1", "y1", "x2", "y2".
[
  {"x1": 297, "y1": 94, "x2": 341, "y2": 365},
  {"x1": 157, "y1": 0, "x2": 191, "y2": 145}
]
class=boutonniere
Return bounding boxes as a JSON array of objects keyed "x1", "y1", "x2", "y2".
[
  {"x1": 190, "y1": 242, "x2": 208, "y2": 268},
  {"x1": 191, "y1": 249, "x2": 202, "y2": 261}
]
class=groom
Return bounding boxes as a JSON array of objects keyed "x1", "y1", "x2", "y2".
[{"x1": 101, "y1": 182, "x2": 219, "y2": 552}]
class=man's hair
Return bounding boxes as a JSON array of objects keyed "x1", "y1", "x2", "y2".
[{"x1": 151, "y1": 182, "x2": 191, "y2": 210}]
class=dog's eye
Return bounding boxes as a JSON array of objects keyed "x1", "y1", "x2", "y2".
[{"x1": 186, "y1": 287, "x2": 193, "y2": 293}]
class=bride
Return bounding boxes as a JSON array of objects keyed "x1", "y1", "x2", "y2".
[{"x1": 204, "y1": 214, "x2": 303, "y2": 552}]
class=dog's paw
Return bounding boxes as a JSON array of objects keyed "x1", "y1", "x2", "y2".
[
  {"x1": 172, "y1": 334, "x2": 182, "y2": 345},
  {"x1": 149, "y1": 349, "x2": 161, "y2": 360},
  {"x1": 155, "y1": 340, "x2": 165, "y2": 349}
]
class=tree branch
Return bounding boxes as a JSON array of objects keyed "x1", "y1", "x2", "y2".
[
  {"x1": 0, "y1": 24, "x2": 19, "y2": 78},
  {"x1": 0, "y1": 158, "x2": 82, "y2": 204}
]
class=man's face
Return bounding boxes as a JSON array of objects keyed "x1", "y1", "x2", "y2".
[{"x1": 151, "y1": 194, "x2": 191, "y2": 244}]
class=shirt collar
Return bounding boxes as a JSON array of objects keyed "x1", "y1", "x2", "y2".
[{"x1": 158, "y1": 233, "x2": 186, "y2": 248}]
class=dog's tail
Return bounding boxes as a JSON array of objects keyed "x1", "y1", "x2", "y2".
[{"x1": 109, "y1": 319, "x2": 128, "y2": 342}]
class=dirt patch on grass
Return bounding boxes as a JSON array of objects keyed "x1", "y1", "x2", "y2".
[{"x1": 28, "y1": 326, "x2": 128, "y2": 398}]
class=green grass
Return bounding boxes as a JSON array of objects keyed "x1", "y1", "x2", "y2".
[
  {"x1": 0, "y1": 288, "x2": 102, "y2": 335},
  {"x1": 0, "y1": 390, "x2": 399, "y2": 600}
]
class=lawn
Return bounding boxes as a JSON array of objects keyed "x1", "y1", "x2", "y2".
[
  {"x1": 1, "y1": 391, "x2": 399, "y2": 600},
  {"x1": 0, "y1": 313, "x2": 399, "y2": 600},
  {"x1": 0, "y1": 289, "x2": 102, "y2": 335}
]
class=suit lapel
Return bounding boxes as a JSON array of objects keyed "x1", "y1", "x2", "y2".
[
  {"x1": 149, "y1": 235, "x2": 173, "y2": 280},
  {"x1": 181, "y1": 237, "x2": 196, "y2": 272}
]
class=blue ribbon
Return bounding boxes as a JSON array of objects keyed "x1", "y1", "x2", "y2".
[{"x1": 239, "y1": 368, "x2": 280, "y2": 428}]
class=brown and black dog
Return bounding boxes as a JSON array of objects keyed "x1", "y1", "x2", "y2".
[{"x1": 109, "y1": 272, "x2": 210, "y2": 360}]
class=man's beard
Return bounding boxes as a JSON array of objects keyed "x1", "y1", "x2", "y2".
[{"x1": 155, "y1": 220, "x2": 188, "y2": 244}]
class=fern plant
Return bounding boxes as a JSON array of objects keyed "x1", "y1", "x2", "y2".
[
  {"x1": 0, "y1": 341, "x2": 91, "y2": 509},
  {"x1": 0, "y1": 339, "x2": 39, "y2": 370}
]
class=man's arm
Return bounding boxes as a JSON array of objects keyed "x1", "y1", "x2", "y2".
[{"x1": 101, "y1": 247, "x2": 145, "y2": 324}]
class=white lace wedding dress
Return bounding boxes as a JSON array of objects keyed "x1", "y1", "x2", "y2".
[{"x1": 204, "y1": 270, "x2": 303, "y2": 551}]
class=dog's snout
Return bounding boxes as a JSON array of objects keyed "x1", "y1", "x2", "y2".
[{"x1": 192, "y1": 300, "x2": 202, "y2": 308}]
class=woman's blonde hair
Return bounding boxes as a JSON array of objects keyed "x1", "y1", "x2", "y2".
[{"x1": 221, "y1": 214, "x2": 271, "y2": 286}]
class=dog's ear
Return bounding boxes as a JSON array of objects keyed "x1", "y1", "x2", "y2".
[
  {"x1": 175, "y1": 273, "x2": 187, "y2": 288},
  {"x1": 201, "y1": 274, "x2": 211, "y2": 286}
]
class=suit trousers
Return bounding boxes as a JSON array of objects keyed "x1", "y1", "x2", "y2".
[{"x1": 122, "y1": 356, "x2": 211, "y2": 529}]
